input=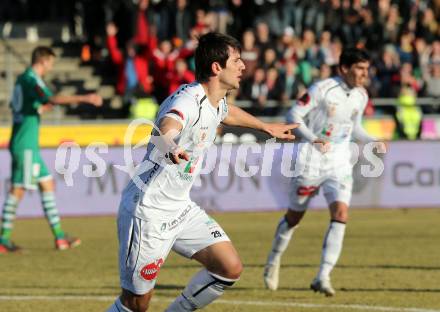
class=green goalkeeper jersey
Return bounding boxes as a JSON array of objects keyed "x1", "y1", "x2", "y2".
[{"x1": 9, "y1": 67, "x2": 53, "y2": 151}]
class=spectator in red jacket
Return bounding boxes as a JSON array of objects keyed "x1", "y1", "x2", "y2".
[
  {"x1": 149, "y1": 36, "x2": 196, "y2": 102},
  {"x1": 106, "y1": 22, "x2": 153, "y2": 98},
  {"x1": 168, "y1": 58, "x2": 195, "y2": 94}
]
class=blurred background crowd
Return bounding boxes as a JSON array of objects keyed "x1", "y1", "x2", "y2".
[{"x1": 1, "y1": 0, "x2": 440, "y2": 140}]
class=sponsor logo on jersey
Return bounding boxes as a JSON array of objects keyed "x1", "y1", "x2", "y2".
[
  {"x1": 321, "y1": 124, "x2": 334, "y2": 137},
  {"x1": 184, "y1": 156, "x2": 200, "y2": 174},
  {"x1": 297, "y1": 93, "x2": 311, "y2": 106},
  {"x1": 161, "y1": 205, "x2": 192, "y2": 232},
  {"x1": 140, "y1": 258, "x2": 164, "y2": 281},
  {"x1": 143, "y1": 162, "x2": 161, "y2": 185}
]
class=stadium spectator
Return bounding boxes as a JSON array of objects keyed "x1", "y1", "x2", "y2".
[
  {"x1": 416, "y1": 7, "x2": 439, "y2": 43},
  {"x1": 132, "y1": 0, "x2": 153, "y2": 46},
  {"x1": 359, "y1": 7, "x2": 383, "y2": 52},
  {"x1": 414, "y1": 37, "x2": 431, "y2": 77},
  {"x1": 429, "y1": 40, "x2": 440, "y2": 64},
  {"x1": 263, "y1": 47, "x2": 386, "y2": 296},
  {"x1": 191, "y1": 8, "x2": 214, "y2": 37},
  {"x1": 375, "y1": 45, "x2": 400, "y2": 98},
  {"x1": 240, "y1": 29, "x2": 260, "y2": 80},
  {"x1": 240, "y1": 67, "x2": 268, "y2": 112},
  {"x1": 276, "y1": 26, "x2": 298, "y2": 62},
  {"x1": 382, "y1": 4, "x2": 401, "y2": 44},
  {"x1": 168, "y1": 58, "x2": 196, "y2": 94},
  {"x1": 397, "y1": 31, "x2": 415, "y2": 65},
  {"x1": 0, "y1": 46, "x2": 102, "y2": 254},
  {"x1": 208, "y1": 0, "x2": 229, "y2": 34},
  {"x1": 425, "y1": 62, "x2": 440, "y2": 99},
  {"x1": 171, "y1": 0, "x2": 194, "y2": 43},
  {"x1": 395, "y1": 84, "x2": 422, "y2": 140},
  {"x1": 279, "y1": 59, "x2": 303, "y2": 103},
  {"x1": 149, "y1": 38, "x2": 196, "y2": 103},
  {"x1": 397, "y1": 62, "x2": 422, "y2": 95},
  {"x1": 106, "y1": 31, "x2": 297, "y2": 312},
  {"x1": 318, "y1": 30, "x2": 338, "y2": 66},
  {"x1": 260, "y1": 48, "x2": 279, "y2": 71},
  {"x1": 106, "y1": 22, "x2": 153, "y2": 101},
  {"x1": 322, "y1": 0, "x2": 343, "y2": 38},
  {"x1": 254, "y1": 21, "x2": 275, "y2": 56},
  {"x1": 265, "y1": 67, "x2": 284, "y2": 101},
  {"x1": 227, "y1": 0, "x2": 255, "y2": 38},
  {"x1": 340, "y1": 0, "x2": 363, "y2": 46}
]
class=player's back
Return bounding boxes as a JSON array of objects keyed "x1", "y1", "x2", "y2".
[{"x1": 9, "y1": 68, "x2": 45, "y2": 150}]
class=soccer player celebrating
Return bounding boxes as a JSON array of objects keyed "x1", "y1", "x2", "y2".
[
  {"x1": 106, "y1": 32, "x2": 297, "y2": 312},
  {"x1": 0, "y1": 46, "x2": 102, "y2": 253},
  {"x1": 263, "y1": 48, "x2": 386, "y2": 296}
]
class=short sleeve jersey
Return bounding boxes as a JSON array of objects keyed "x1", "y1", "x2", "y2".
[
  {"x1": 290, "y1": 77, "x2": 368, "y2": 146},
  {"x1": 125, "y1": 82, "x2": 228, "y2": 218},
  {"x1": 9, "y1": 67, "x2": 53, "y2": 151}
]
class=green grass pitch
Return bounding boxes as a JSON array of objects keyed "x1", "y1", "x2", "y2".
[{"x1": 0, "y1": 208, "x2": 439, "y2": 312}]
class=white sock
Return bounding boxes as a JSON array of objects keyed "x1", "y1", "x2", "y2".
[
  {"x1": 266, "y1": 217, "x2": 297, "y2": 265},
  {"x1": 106, "y1": 297, "x2": 133, "y2": 312},
  {"x1": 165, "y1": 269, "x2": 238, "y2": 311},
  {"x1": 317, "y1": 221, "x2": 346, "y2": 280}
]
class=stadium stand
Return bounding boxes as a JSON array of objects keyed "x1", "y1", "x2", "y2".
[{"x1": 0, "y1": 0, "x2": 439, "y2": 142}]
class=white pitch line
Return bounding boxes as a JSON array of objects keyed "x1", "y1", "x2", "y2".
[{"x1": 0, "y1": 295, "x2": 439, "y2": 312}]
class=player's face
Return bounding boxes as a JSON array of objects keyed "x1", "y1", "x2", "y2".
[
  {"x1": 219, "y1": 47, "x2": 245, "y2": 90},
  {"x1": 342, "y1": 61, "x2": 369, "y2": 88},
  {"x1": 42, "y1": 56, "x2": 55, "y2": 75}
]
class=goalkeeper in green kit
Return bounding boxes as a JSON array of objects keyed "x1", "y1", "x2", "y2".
[{"x1": 0, "y1": 46, "x2": 102, "y2": 254}]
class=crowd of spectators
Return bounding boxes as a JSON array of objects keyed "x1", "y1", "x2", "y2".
[
  {"x1": 84, "y1": 0, "x2": 439, "y2": 119},
  {"x1": 2, "y1": 0, "x2": 440, "y2": 125}
]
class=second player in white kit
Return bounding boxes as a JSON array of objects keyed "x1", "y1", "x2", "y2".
[
  {"x1": 107, "y1": 32, "x2": 298, "y2": 312},
  {"x1": 264, "y1": 48, "x2": 386, "y2": 296}
]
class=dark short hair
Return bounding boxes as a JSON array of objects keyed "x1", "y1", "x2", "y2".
[
  {"x1": 195, "y1": 32, "x2": 241, "y2": 83},
  {"x1": 339, "y1": 47, "x2": 370, "y2": 69},
  {"x1": 31, "y1": 46, "x2": 56, "y2": 64}
]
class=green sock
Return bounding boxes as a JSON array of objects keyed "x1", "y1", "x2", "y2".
[
  {"x1": 41, "y1": 192, "x2": 64, "y2": 239},
  {"x1": 1, "y1": 194, "x2": 19, "y2": 243}
]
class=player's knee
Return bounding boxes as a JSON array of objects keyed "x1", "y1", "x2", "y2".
[
  {"x1": 216, "y1": 257, "x2": 243, "y2": 280},
  {"x1": 126, "y1": 299, "x2": 150, "y2": 312},
  {"x1": 10, "y1": 187, "x2": 25, "y2": 201},
  {"x1": 285, "y1": 210, "x2": 303, "y2": 227},
  {"x1": 227, "y1": 258, "x2": 243, "y2": 279},
  {"x1": 332, "y1": 209, "x2": 348, "y2": 222},
  {"x1": 121, "y1": 290, "x2": 152, "y2": 312}
]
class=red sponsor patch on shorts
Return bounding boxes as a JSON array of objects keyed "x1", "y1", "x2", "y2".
[
  {"x1": 297, "y1": 186, "x2": 318, "y2": 196},
  {"x1": 297, "y1": 93, "x2": 311, "y2": 106},
  {"x1": 140, "y1": 258, "x2": 164, "y2": 281}
]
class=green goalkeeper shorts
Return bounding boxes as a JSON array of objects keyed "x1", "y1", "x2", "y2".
[{"x1": 10, "y1": 148, "x2": 51, "y2": 190}]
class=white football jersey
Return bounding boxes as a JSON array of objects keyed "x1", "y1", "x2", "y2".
[
  {"x1": 287, "y1": 76, "x2": 376, "y2": 174},
  {"x1": 287, "y1": 76, "x2": 375, "y2": 148},
  {"x1": 123, "y1": 82, "x2": 228, "y2": 219}
]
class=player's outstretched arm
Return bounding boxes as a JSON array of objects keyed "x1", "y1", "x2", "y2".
[
  {"x1": 222, "y1": 104, "x2": 298, "y2": 140},
  {"x1": 48, "y1": 93, "x2": 103, "y2": 107}
]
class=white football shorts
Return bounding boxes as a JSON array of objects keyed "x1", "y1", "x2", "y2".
[
  {"x1": 288, "y1": 166, "x2": 353, "y2": 212},
  {"x1": 117, "y1": 201, "x2": 230, "y2": 295}
]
